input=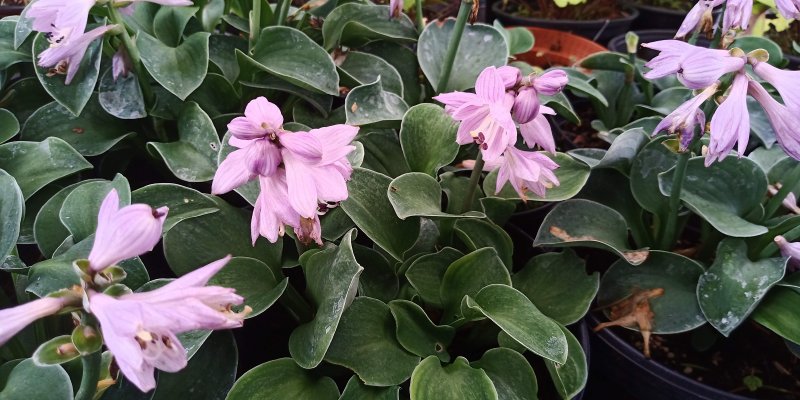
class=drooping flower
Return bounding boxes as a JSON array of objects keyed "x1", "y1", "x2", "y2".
[
  {"x1": 434, "y1": 66, "x2": 518, "y2": 161},
  {"x1": 531, "y1": 70, "x2": 569, "y2": 96},
  {"x1": 706, "y1": 72, "x2": 750, "y2": 166},
  {"x1": 675, "y1": 0, "x2": 724, "y2": 38},
  {"x1": 752, "y1": 61, "x2": 800, "y2": 113},
  {"x1": 251, "y1": 172, "x2": 304, "y2": 245},
  {"x1": 512, "y1": 87, "x2": 540, "y2": 125},
  {"x1": 722, "y1": 0, "x2": 753, "y2": 32},
  {"x1": 642, "y1": 40, "x2": 745, "y2": 89},
  {"x1": 497, "y1": 65, "x2": 522, "y2": 89},
  {"x1": 87, "y1": 189, "x2": 168, "y2": 272},
  {"x1": 37, "y1": 25, "x2": 117, "y2": 84},
  {"x1": 495, "y1": 147, "x2": 560, "y2": 200},
  {"x1": 775, "y1": 0, "x2": 800, "y2": 19},
  {"x1": 88, "y1": 256, "x2": 247, "y2": 392},
  {"x1": 388, "y1": 0, "x2": 402, "y2": 17},
  {"x1": 0, "y1": 296, "x2": 72, "y2": 346},
  {"x1": 768, "y1": 185, "x2": 800, "y2": 214},
  {"x1": 653, "y1": 83, "x2": 718, "y2": 150},
  {"x1": 112, "y1": 46, "x2": 132, "y2": 81},
  {"x1": 774, "y1": 236, "x2": 800, "y2": 270},
  {"x1": 27, "y1": 0, "x2": 95, "y2": 43},
  {"x1": 519, "y1": 105, "x2": 557, "y2": 153},
  {"x1": 748, "y1": 79, "x2": 800, "y2": 161}
]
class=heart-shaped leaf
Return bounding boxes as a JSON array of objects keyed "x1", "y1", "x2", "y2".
[
  {"x1": 595, "y1": 128, "x2": 648, "y2": 173},
  {"x1": 399, "y1": 104, "x2": 459, "y2": 177},
  {"x1": 0, "y1": 170, "x2": 22, "y2": 261},
  {"x1": 33, "y1": 181, "x2": 99, "y2": 257},
  {"x1": 389, "y1": 300, "x2": 455, "y2": 362},
  {"x1": 340, "y1": 376, "x2": 399, "y2": 400},
  {"x1": 338, "y1": 51, "x2": 404, "y2": 97},
  {"x1": 361, "y1": 41, "x2": 422, "y2": 106},
  {"x1": 483, "y1": 153, "x2": 590, "y2": 202},
  {"x1": 0, "y1": 359, "x2": 72, "y2": 399},
  {"x1": 147, "y1": 102, "x2": 220, "y2": 182},
  {"x1": 471, "y1": 348, "x2": 538, "y2": 400},
  {"x1": 345, "y1": 78, "x2": 409, "y2": 126},
  {"x1": 0, "y1": 137, "x2": 91, "y2": 199},
  {"x1": 410, "y1": 356, "x2": 498, "y2": 400},
  {"x1": 322, "y1": 4, "x2": 416, "y2": 50},
  {"x1": 629, "y1": 136, "x2": 678, "y2": 215},
  {"x1": 98, "y1": 67, "x2": 147, "y2": 120},
  {"x1": 137, "y1": 31, "x2": 210, "y2": 100},
  {"x1": 405, "y1": 247, "x2": 463, "y2": 308},
  {"x1": 440, "y1": 248, "x2": 511, "y2": 322},
  {"x1": 32, "y1": 31, "x2": 102, "y2": 115},
  {"x1": 130, "y1": 183, "x2": 219, "y2": 233},
  {"x1": 357, "y1": 130, "x2": 411, "y2": 178},
  {"x1": 543, "y1": 325, "x2": 588, "y2": 400},
  {"x1": 59, "y1": 174, "x2": 130, "y2": 242},
  {"x1": 227, "y1": 358, "x2": 339, "y2": 400},
  {"x1": 388, "y1": 173, "x2": 484, "y2": 219},
  {"x1": 1, "y1": 19, "x2": 30, "y2": 70}
]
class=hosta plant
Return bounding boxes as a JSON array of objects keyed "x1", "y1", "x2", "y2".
[{"x1": 0, "y1": 0, "x2": 598, "y2": 399}]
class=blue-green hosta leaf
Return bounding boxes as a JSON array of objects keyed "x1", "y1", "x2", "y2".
[
  {"x1": 340, "y1": 376, "x2": 399, "y2": 400},
  {"x1": 388, "y1": 299, "x2": 455, "y2": 362},
  {"x1": 440, "y1": 248, "x2": 511, "y2": 322},
  {"x1": 208, "y1": 257, "x2": 287, "y2": 318},
  {"x1": 698, "y1": 239, "x2": 786, "y2": 336},
  {"x1": 454, "y1": 219, "x2": 513, "y2": 270},
  {"x1": 0, "y1": 109, "x2": 19, "y2": 144},
  {"x1": 410, "y1": 356, "x2": 498, "y2": 400},
  {"x1": 322, "y1": 4, "x2": 416, "y2": 50},
  {"x1": 226, "y1": 358, "x2": 339, "y2": 400},
  {"x1": 752, "y1": 287, "x2": 800, "y2": 345},
  {"x1": 345, "y1": 78, "x2": 409, "y2": 126},
  {"x1": 130, "y1": 183, "x2": 218, "y2": 233},
  {"x1": 21, "y1": 95, "x2": 136, "y2": 156},
  {"x1": 152, "y1": 331, "x2": 237, "y2": 400},
  {"x1": 337, "y1": 51, "x2": 404, "y2": 97},
  {"x1": 0, "y1": 359, "x2": 72, "y2": 400},
  {"x1": 147, "y1": 102, "x2": 220, "y2": 182},
  {"x1": 399, "y1": 104, "x2": 459, "y2": 177},
  {"x1": 418, "y1": 19, "x2": 508, "y2": 93},
  {"x1": 0, "y1": 137, "x2": 91, "y2": 199},
  {"x1": 137, "y1": 31, "x2": 210, "y2": 100},
  {"x1": 483, "y1": 153, "x2": 590, "y2": 202},
  {"x1": 405, "y1": 247, "x2": 463, "y2": 308},
  {"x1": 289, "y1": 230, "x2": 363, "y2": 369},
  {"x1": 544, "y1": 325, "x2": 588, "y2": 399},
  {"x1": 98, "y1": 67, "x2": 147, "y2": 120},
  {"x1": 325, "y1": 297, "x2": 420, "y2": 386},
  {"x1": 2, "y1": 18, "x2": 31, "y2": 68},
  {"x1": 361, "y1": 41, "x2": 422, "y2": 106},
  {"x1": 630, "y1": 136, "x2": 678, "y2": 215},
  {"x1": 0, "y1": 170, "x2": 22, "y2": 262},
  {"x1": 152, "y1": 6, "x2": 199, "y2": 47},
  {"x1": 59, "y1": 174, "x2": 130, "y2": 242},
  {"x1": 388, "y1": 173, "x2": 484, "y2": 219},
  {"x1": 471, "y1": 348, "x2": 538, "y2": 400}
]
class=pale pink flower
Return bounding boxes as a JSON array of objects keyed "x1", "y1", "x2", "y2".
[
  {"x1": 434, "y1": 67, "x2": 518, "y2": 161},
  {"x1": 0, "y1": 297, "x2": 70, "y2": 346},
  {"x1": 675, "y1": 0, "x2": 724, "y2": 38},
  {"x1": 519, "y1": 106, "x2": 557, "y2": 153},
  {"x1": 251, "y1": 172, "x2": 306, "y2": 245},
  {"x1": 27, "y1": 0, "x2": 95, "y2": 43},
  {"x1": 112, "y1": 47, "x2": 132, "y2": 81},
  {"x1": 119, "y1": 0, "x2": 194, "y2": 5},
  {"x1": 653, "y1": 83, "x2": 718, "y2": 151},
  {"x1": 753, "y1": 61, "x2": 800, "y2": 113},
  {"x1": 768, "y1": 185, "x2": 800, "y2": 214},
  {"x1": 775, "y1": 236, "x2": 800, "y2": 270},
  {"x1": 459, "y1": 158, "x2": 504, "y2": 171},
  {"x1": 706, "y1": 72, "x2": 749, "y2": 166},
  {"x1": 775, "y1": 0, "x2": 800, "y2": 19},
  {"x1": 87, "y1": 189, "x2": 168, "y2": 272},
  {"x1": 497, "y1": 66, "x2": 522, "y2": 89},
  {"x1": 748, "y1": 80, "x2": 800, "y2": 161},
  {"x1": 512, "y1": 87, "x2": 540, "y2": 124},
  {"x1": 389, "y1": 0, "x2": 402, "y2": 17},
  {"x1": 722, "y1": 0, "x2": 753, "y2": 32},
  {"x1": 642, "y1": 40, "x2": 744, "y2": 89},
  {"x1": 531, "y1": 70, "x2": 568, "y2": 96},
  {"x1": 495, "y1": 147, "x2": 560, "y2": 200},
  {"x1": 88, "y1": 256, "x2": 246, "y2": 392},
  {"x1": 38, "y1": 25, "x2": 117, "y2": 84}
]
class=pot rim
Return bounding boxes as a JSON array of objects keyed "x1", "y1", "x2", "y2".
[
  {"x1": 629, "y1": 2, "x2": 690, "y2": 16},
  {"x1": 491, "y1": 2, "x2": 641, "y2": 25}
]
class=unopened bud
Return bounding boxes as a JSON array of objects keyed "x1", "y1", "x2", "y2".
[{"x1": 625, "y1": 31, "x2": 639, "y2": 54}]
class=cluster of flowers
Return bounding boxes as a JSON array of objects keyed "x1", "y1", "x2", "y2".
[
  {"x1": 26, "y1": 0, "x2": 190, "y2": 83},
  {"x1": 433, "y1": 66, "x2": 568, "y2": 200},
  {"x1": 677, "y1": 0, "x2": 800, "y2": 39},
  {"x1": 643, "y1": 40, "x2": 800, "y2": 165},
  {"x1": 0, "y1": 190, "x2": 247, "y2": 392},
  {"x1": 212, "y1": 97, "x2": 358, "y2": 246}
]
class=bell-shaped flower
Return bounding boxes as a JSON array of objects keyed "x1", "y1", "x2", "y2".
[
  {"x1": 227, "y1": 96, "x2": 284, "y2": 143},
  {"x1": 675, "y1": 0, "x2": 724, "y2": 38},
  {"x1": 495, "y1": 147, "x2": 560, "y2": 201},
  {"x1": 706, "y1": 72, "x2": 749, "y2": 166},
  {"x1": 532, "y1": 70, "x2": 568, "y2": 96},
  {"x1": 512, "y1": 87, "x2": 540, "y2": 124},
  {"x1": 722, "y1": 0, "x2": 753, "y2": 32},
  {"x1": 753, "y1": 61, "x2": 800, "y2": 113},
  {"x1": 653, "y1": 83, "x2": 718, "y2": 151},
  {"x1": 642, "y1": 40, "x2": 744, "y2": 89},
  {"x1": 389, "y1": 0, "x2": 402, "y2": 17},
  {"x1": 775, "y1": 236, "x2": 800, "y2": 270},
  {"x1": 0, "y1": 296, "x2": 71, "y2": 346},
  {"x1": 497, "y1": 66, "x2": 522, "y2": 89},
  {"x1": 519, "y1": 105, "x2": 556, "y2": 153},
  {"x1": 251, "y1": 172, "x2": 303, "y2": 244},
  {"x1": 434, "y1": 66, "x2": 518, "y2": 161},
  {"x1": 88, "y1": 256, "x2": 247, "y2": 392},
  {"x1": 775, "y1": 0, "x2": 800, "y2": 19},
  {"x1": 37, "y1": 25, "x2": 117, "y2": 85},
  {"x1": 27, "y1": 0, "x2": 94, "y2": 42},
  {"x1": 87, "y1": 189, "x2": 168, "y2": 272},
  {"x1": 748, "y1": 80, "x2": 800, "y2": 161}
]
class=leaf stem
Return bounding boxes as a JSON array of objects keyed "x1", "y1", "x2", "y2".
[
  {"x1": 74, "y1": 351, "x2": 102, "y2": 400},
  {"x1": 435, "y1": 0, "x2": 472, "y2": 94},
  {"x1": 250, "y1": 0, "x2": 261, "y2": 49},
  {"x1": 658, "y1": 149, "x2": 691, "y2": 251},
  {"x1": 461, "y1": 150, "x2": 484, "y2": 214},
  {"x1": 276, "y1": 0, "x2": 291, "y2": 26},
  {"x1": 107, "y1": 5, "x2": 154, "y2": 106},
  {"x1": 415, "y1": 0, "x2": 425, "y2": 33},
  {"x1": 764, "y1": 163, "x2": 800, "y2": 220}
]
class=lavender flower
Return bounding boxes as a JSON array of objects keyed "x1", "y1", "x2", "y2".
[
  {"x1": 642, "y1": 40, "x2": 744, "y2": 89},
  {"x1": 389, "y1": 0, "x2": 402, "y2": 17},
  {"x1": 0, "y1": 296, "x2": 72, "y2": 346},
  {"x1": 88, "y1": 256, "x2": 247, "y2": 392},
  {"x1": 722, "y1": 0, "x2": 753, "y2": 32},
  {"x1": 653, "y1": 83, "x2": 718, "y2": 150},
  {"x1": 775, "y1": 236, "x2": 800, "y2": 270},
  {"x1": 495, "y1": 147, "x2": 560, "y2": 201},
  {"x1": 37, "y1": 25, "x2": 117, "y2": 84},
  {"x1": 748, "y1": 80, "x2": 800, "y2": 160},
  {"x1": 519, "y1": 105, "x2": 557, "y2": 153},
  {"x1": 27, "y1": 0, "x2": 95, "y2": 44},
  {"x1": 752, "y1": 61, "x2": 800, "y2": 113},
  {"x1": 87, "y1": 189, "x2": 167, "y2": 272},
  {"x1": 706, "y1": 72, "x2": 750, "y2": 166},
  {"x1": 675, "y1": 0, "x2": 724, "y2": 38},
  {"x1": 775, "y1": 0, "x2": 800, "y2": 19}
]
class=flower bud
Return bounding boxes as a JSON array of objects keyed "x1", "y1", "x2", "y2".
[{"x1": 512, "y1": 87, "x2": 540, "y2": 124}]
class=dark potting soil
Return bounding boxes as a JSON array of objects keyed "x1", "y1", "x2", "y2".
[
  {"x1": 611, "y1": 322, "x2": 800, "y2": 399},
  {"x1": 497, "y1": 0, "x2": 624, "y2": 21}
]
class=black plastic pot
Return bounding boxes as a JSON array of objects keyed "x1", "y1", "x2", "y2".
[
  {"x1": 607, "y1": 29, "x2": 711, "y2": 60},
  {"x1": 571, "y1": 319, "x2": 591, "y2": 400},
  {"x1": 630, "y1": 3, "x2": 688, "y2": 30},
  {"x1": 491, "y1": 2, "x2": 639, "y2": 43},
  {"x1": 785, "y1": 53, "x2": 800, "y2": 70},
  {"x1": 586, "y1": 312, "x2": 754, "y2": 400},
  {"x1": 0, "y1": 5, "x2": 23, "y2": 18}
]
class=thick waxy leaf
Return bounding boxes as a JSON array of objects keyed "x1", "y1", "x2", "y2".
[
  {"x1": 471, "y1": 348, "x2": 538, "y2": 400},
  {"x1": 187, "y1": 73, "x2": 239, "y2": 117},
  {"x1": 338, "y1": 51, "x2": 404, "y2": 97},
  {"x1": 399, "y1": 104, "x2": 459, "y2": 177},
  {"x1": 249, "y1": 26, "x2": 339, "y2": 95},
  {"x1": 2, "y1": 78, "x2": 49, "y2": 126},
  {"x1": 361, "y1": 41, "x2": 422, "y2": 106},
  {"x1": 483, "y1": 153, "x2": 590, "y2": 202},
  {"x1": 598, "y1": 251, "x2": 706, "y2": 333},
  {"x1": 32, "y1": 31, "x2": 101, "y2": 115},
  {"x1": 241, "y1": 73, "x2": 333, "y2": 117},
  {"x1": 32, "y1": 336, "x2": 79, "y2": 365},
  {"x1": 326, "y1": 297, "x2": 420, "y2": 386},
  {"x1": 22, "y1": 96, "x2": 136, "y2": 156},
  {"x1": 418, "y1": 20, "x2": 508, "y2": 93},
  {"x1": 699, "y1": 239, "x2": 787, "y2": 336},
  {"x1": 340, "y1": 376, "x2": 399, "y2": 400},
  {"x1": 561, "y1": 68, "x2": 608, "y2": 107},
  {"x1": 163, "y1": 198, "x2": 282, "y2": 277},
  {"x1": 543, "y1": 325, "x2": 588, "y2": 400},
  {"x1": 357, "y1": 130, "x2": 411, "y2": 178},
  {"x1": 388, "y1": 300, "x2": 455, "y2": 362},
  {"x1": 1, "y1": 19, "x2": 30, "y2": 69},
  {"x1": 34, "y1": 181, "x2": 97, "y2": 257},
  {"x1": 752, "y1": 287, "x2": 800, "y2": 345},
  {"x1": 440, "y1": 248, "x2": 511, "y2": 322},
  {"x1": 410, "y1": 356, "x2": 497, "y2": 400},
  {"x1": 353, "y1": 244, "x2": 398, "y2": 302},
  {"x1": 466, "y1": 284, "x2": 568, "y2": 363},
  {"x1": 595, "y1": 128, "x2": 648, "y2": 173},
  {"x1": 0, "y1": 359, "x2": 72, "y2": 399},
  {"x1": 209, "y1": 34, "x2": 247, "y2": 82},
  {"x1": 59, "y1": 175, "x2": 130, "y2": 242},
  {"x1": 345, "y1": 78, "x2": 409, "y2": 126},
  {"x1": 25, "y1": 258, "x2": 80, "y2": 298},
  {"x1": 130, "y1": 183, "x2": 218, "y2": 232},
  {"x1": 322, "y1": 4, "x2": 417, "y2": 50},
  {"x1": 513, "y1": 250, "x2": 599, "y2": 325},
  {"x1": 152, "y1": 6, "x2": 198, "y2": 47},
  {"x1": 289, "y1": 230, "x2": 363, "y2": 369},
  {"x1": 153, "y1": 331, "x2": 237, "y2": 400},
  {"x1": 629, "y1": 136, "x2": 678, "y2": 214},
  {"x1": 388, "y1": 173, "x2": 484, "y2": 219},
  {"x1": 405, "y1": 247, "x2": 463, "y2": 308},
  {"x1": 0, "y1": 170, "x2": 22, "y2": 261},
  {"x1": 454, "y1": 219, "x2": 513, "y2": 270},
  {"x1": 137, "y1": 31, "x2": 210, "y2": 100},
  {"x1": 440, "y1": 172, "x2": 484, "y2": 214},
  {"x1": 577, "y1": 169, "x2": 648, "y2": 249},
  {"x1": 147, "y1": 102, "x2": 220, "y2": 182},
  {"x1": 341, "y1": 168, "x2": 420, "y2": 260},
  {"x1": 0, "y1": 137, "x2": 91, "y2": 199},
  {"x1": 0, "y1": 109, "x2": 19, "y2": 143},
  {"x1": 98, "y1": 68, "x2": 147, "y2": 120},
  {"x1": 494, "y1": 23, "x2": 534, "y2": 55},
  {"x1": 226, "y1": 358, "x2": 339, "y2": 400},
  {"x1": 659, "y1": 156, "x2": 768, "y2": 237},
  {"x1": 533, "y1": 199, "x2": 649, "y2": 265},
  {"x1": 208, "y1": 257, "x2": 287, "y2": 318}
]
